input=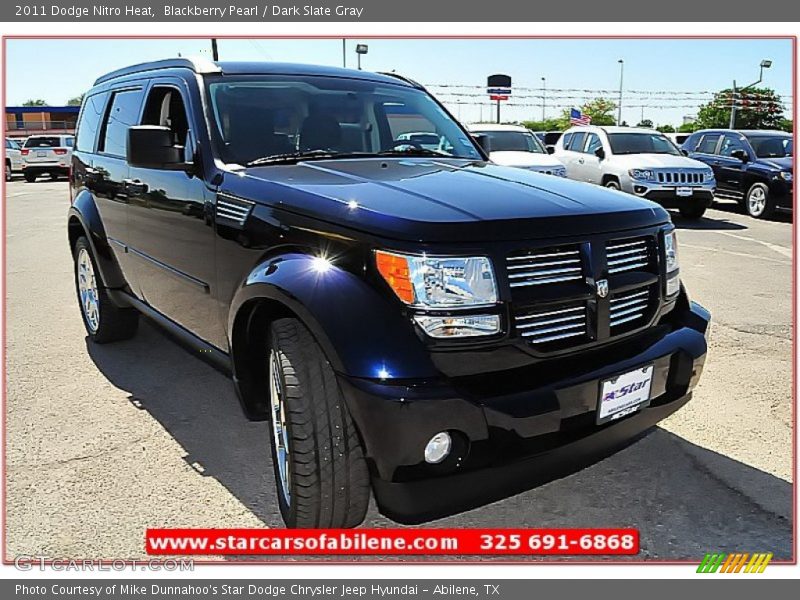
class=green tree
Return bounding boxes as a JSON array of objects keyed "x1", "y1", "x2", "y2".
[
  {"x1": 67, "y1": 94, "x2": 84, "y2": 106},
  {"x1": 677, "y1": 122, "x2": 698, "y2": 133},
  {"x1": 656, "y1": 124, "x2": 676, "y2": 133},
  {"x1": 520, "y1": 118, "x2": 563, "y2": 131},
  {"x1": 637, "y1": 119, "x2": 654, "y2": 129},
  {"x1": 695, "y1": 86, "x2": 785, "y2": 130},
  {"x1": 22, "y1": 99, "x2": 48, "y2": 107},
  {"x1": 778, "y1": 118, "x2": 793, "y2": 133},
  {"x1": 559, "y1": 97, "x2": 618, "y2": 127}
]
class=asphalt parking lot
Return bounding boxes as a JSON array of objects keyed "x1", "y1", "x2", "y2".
[{"x1": 4, "y1": 179, "x2": 793, "y2": 561}]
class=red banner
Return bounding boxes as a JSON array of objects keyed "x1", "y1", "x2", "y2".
[{"x1": 146, "y1": 528, "x2": 638, "y2": 556}]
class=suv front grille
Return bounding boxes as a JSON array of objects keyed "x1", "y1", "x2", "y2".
[
  {"x1": 656, "y1": 170, "x2": 705, "y2": 184},
  {"x1": 509, "y1": 232, "x2": 661, "y2": 354},
  {"x1": 605, "y1": 236, "x2": 653, "y2": 274},
  {"x1": 514, "y1": 301, "x2": 588, "y2": 347},
  {"x1": 506, "y1": 245, "x2": 582, "y2": 288}
]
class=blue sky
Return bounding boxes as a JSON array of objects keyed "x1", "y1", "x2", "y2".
[{"x1": 5, "y1": 38, "x2": 793, "y2": 126}]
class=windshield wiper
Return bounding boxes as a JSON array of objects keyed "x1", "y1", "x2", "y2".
[
  {"x1": 246, "y1": 150, "x2": 376, "y2": 167},
  {"x1": 376, "y1": 148, "x2": 453, "y2": 158}
]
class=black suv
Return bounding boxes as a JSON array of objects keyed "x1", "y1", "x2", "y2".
[
  {"x1": 683, "y1": 129, "x2": 793, "y2": 219},
  {"x1": 68, "y1": 59, "x2": 710, "y2": 528}
]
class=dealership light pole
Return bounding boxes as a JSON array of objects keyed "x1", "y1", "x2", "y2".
[
  {"x1": 729, "y1": 59, "x2": 772, "y2": 129},
  {"x1": 356, "y1": 44, "x2": 368, "y2": 70},
  {"x1": 211, "y1": 38, "x2": 219, "y2": 61},
  {"x1": 342, "y1": 39, "x2": 346, "y2": 68},
  {"x1": 617, "y1": 59, "x2": 624, "y2": 125},
  {"x1": 541, "y1": 77, "x2": 546, "y2": 121}
]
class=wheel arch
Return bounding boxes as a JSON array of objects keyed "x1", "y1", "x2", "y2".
[{"x1": 68, "y1": 191, "x2": 127, "y2": 289}]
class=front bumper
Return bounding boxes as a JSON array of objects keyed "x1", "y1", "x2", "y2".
[
  {"x1": 626, "y1": 179, "x2": 715, "y2": 209},
  {"x1": 339, "y1": 299, "x2": 710, "y2": 523}
]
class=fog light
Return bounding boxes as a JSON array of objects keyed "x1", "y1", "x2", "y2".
[
  {"x1": 424, "y1": 432, "x2": 452, "y2": 464},
  {"x1": 413, "y1": 314, "x2": 500, "y2": 338}
]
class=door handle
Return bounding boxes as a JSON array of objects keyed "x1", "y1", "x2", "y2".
[
  {"x1": 577, "y1": 158, "x2": 585, "y2": 164},
  {"x1": 123, "y1": 178, "x2": 148, "y2": 195}
]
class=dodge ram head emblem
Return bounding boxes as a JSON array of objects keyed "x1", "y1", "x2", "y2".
[{"x1": 596, "y1": 279, "x2": 609, "y2": 298}]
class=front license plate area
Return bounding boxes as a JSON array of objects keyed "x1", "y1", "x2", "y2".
[
  {"x1": 597, "y1": 364, "x2": 654, "y2": 424},
  {"x1": 676, "y1": 186, "x2": 693, "y2": 196}
]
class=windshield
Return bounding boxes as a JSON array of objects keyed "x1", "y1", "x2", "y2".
[
  {"x1": 607, "y1": 133, "x2": 681, "y2": 156},
  {"x1": 746, "y1": 134, "x2": 793, "y2": 158},
  {"x1": 479, "y1": 130, "x2": 546, "y2": 154},
  {"x1": 205, "y1": 75, "x2": 482, "y2": 165}
]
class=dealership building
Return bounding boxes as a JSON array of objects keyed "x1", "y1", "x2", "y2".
[{"x1": 5, "y1": 105, "x2": 80, "y2": 139}]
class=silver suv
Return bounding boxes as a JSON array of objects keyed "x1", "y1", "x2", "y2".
[{"x1": 554, "y1": 126, "x2": 716, "y2": 219}]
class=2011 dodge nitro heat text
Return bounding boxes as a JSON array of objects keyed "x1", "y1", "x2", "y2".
[{"x1": 68, "y1": 58, "x2": 710, "y2": 528}]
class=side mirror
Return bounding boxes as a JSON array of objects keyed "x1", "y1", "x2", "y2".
[
  {"x1": 546, "y1": 145, "x2": 555, "y2": 155},
  {"x1": 594, "y1": 147, "x2": 605, "y2": 160},
  {"x1": 731, "y1": 149, "x2": 749, "y2": 162},
  {"x1": 472, "y1": 133, "x2": 491, "y2": 155},
  {"x1": 127, "y1": 126, "x2": 191, "y2": 170},
  {"x1": 680, "y1": 149, "x2": 689, "y2": 156}
]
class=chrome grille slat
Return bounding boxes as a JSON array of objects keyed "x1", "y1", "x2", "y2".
[
  {"x1": 516, "y1": 313, "x2": 585, "y2": 329},
  {"x1": 522, "y1": 329, "x2": 586, "y2": 344},
  {"x1": 506, "y1": 245, "x2": 582, "y2": 288},
  {"x1": 610, "y1": 313, "x2": 645, "y2": 327},
  {"x1": 606, "y1": 236, "x2": 652, "y2": 275},
  {"x1": 521, "y1": 321, "x2": 586, "y2": 337},
  {"x1": 514, "y1": 301, "x2": 588, "y2": 346},
  {"x1": 515, "y1": 305, "x2": 583, "y2": 320},
  {"x1": 611, "y1": 290, "x2": 648, "y2": 303},
  {"x1": 608, "y1": 261, "x2": 649, "y2": 274},
  {"x1": 656, "y1": 170, "x2": 705, "y2": 185},
  {"x1": 609, "y1": 286, "x2": 652, "y2": 329}
]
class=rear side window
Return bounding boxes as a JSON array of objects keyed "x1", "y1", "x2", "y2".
[
  {"x1": 75, "y1": 93, "x2": 108, "y2": 152},
  {"x1": 24, "y1": 136, "x2": 60, "y2": 148},
  {"x1": 65, "y1": 137, "x2": 74, "y2": 148},
  {"x1": 560, "y1": 132, "x2": 572, "y2": 148},
  {"x1": 696, "y1": 134, "x2": 721, "y2": 154},
  {"x1": 100, "y1": 88, "x2": 144, "y2": 158},
  {"x1": 567, "y1": 132, "x2": 586, "y2": 151}
]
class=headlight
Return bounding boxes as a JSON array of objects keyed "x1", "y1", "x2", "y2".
[
  {"x1": 705, "y1": 169, "x2": 715, "y2": 182},
  {"x1": 664, "y1": 230, "x2": 680, "y2": 296},
  {"x1": 375, "y1": 250, "x2": 498, "y2": 308},
  {"x1": 375, "y1": 250, "x2": 500, "y2": 338},
  {"x1": 629, "y1": 169, "x2": 655, "y2": 181},
  {"x1": 779, "y1": 171, "x2": 793, "y2": 181}
]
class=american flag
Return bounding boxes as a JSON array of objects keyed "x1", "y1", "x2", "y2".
[{"x1": 570, "y1": 108, "x2": 592, "y2": 126}]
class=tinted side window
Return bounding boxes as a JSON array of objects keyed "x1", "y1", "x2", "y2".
[
  {"x1": 584, "y1": 133, "x2": 602, "y2": 154},
  {"x1": 696, "y1": 134, "x2": 721, "y2": 154},
  {"x1": 100, "y1": 89, "x2": 144, "y2": 158},
  {"x1": 65, "y1": 137, "x2": 74, "y2": 148},
  {"x1": 719, "y1": 134, "x2": 746, "y2": 157},
  {"x1": 75, "y1": 93, "x2": 107, "y2": 152},
  {"x1": 568, "y1": 132, "x2": 586, "y2": 151},
  {"x1": 560, "y1": 132, "x2": 573, "y2": 148}
]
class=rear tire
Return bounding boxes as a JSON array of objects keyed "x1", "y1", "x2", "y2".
[
  {"x1": 24, "y1": 172, "x2": 36, "y2": 183},
  {"x1": 744, "y1": 182, "x2": 775, "y2": 219},
  {"x1": 5, "y1": 161, "x2": 11, "y2": 182},
  {"x1": 50, "y1": 172, "x2": 59, "y2": 181},
  {"x1": 73, "y1": 236, "x2": 139, "y2": 343},
  {"x1": 268, "y1": 318, "x2": 370, "y2": 528}
]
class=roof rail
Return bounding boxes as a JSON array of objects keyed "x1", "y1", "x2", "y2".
[
  {"x1": 377, "y1": 72, "x2": 424, "y2": 89},
  {"x1": 94, "y1": 57, "x2": 222, "y2": 85}
]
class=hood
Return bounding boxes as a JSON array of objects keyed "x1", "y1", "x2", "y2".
[
  {"x1": 610, "y1": 153, "x2": 710, "y2": 169},
  {"x1": 231, "y1": 159, "x2": 669, "y2": 243},
  {"x1": 489, "y1": 151, "x2": 565, "y2": 169},
  {"x1": 754, "y1": 156, "x2": 793, "y2": 170}
]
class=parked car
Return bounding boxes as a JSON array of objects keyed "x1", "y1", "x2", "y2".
[
  {"x1": 665, "y1": 132, "x2": 691, "y2": 147},
  {"x1": 682, "y1": 129, "x2": 793, "y2": 219},
  {"x1": 468, "y1": 124, "x2": 566, "y2": 176},
  {"x1": 21, "y1": 134, "x2": 74, "y2": 182},
  {"x1": 554, "y1": 126, "x2": 716, "y2": 219},
  {"x1": 395, "y1": 131, "x2": 442, "y2": 151},
  {"x1": 533, "y1": 130, "x2": 564, "y2": 153},
  {"x1": 5, "y1": 138, "x2": 23, "y2": 181},
  {"x1": 68, "y1": 58, "x2": 710, "y2": 528}
]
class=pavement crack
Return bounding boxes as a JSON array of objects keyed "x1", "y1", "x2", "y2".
[{"x1": 8, "y1": 434, "x2": 156, "y2": 471}]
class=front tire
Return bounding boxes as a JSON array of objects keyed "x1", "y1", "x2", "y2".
[
  {"x1": 679, "y1": 203, "x2": 708, "y2": 219},
  {"x1": 604, "y1": 179, "x2": 621, "y2": 190},
  {"x1": 268, "y1": 318, "x2": 370, "y2": 528},
  {"x1": 73, "y1": 237, "x2": 139, "y2": 343},
  {"x1": 744, "y1": 182, "x2": 775, "y2": 219}
]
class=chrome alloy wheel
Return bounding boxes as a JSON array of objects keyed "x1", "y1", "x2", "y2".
[
  {"x1": 748, "y1": 186, "x2": 767, "y2": 217},
  {"x1": 77, "y1": 248, "x2": 100, "y2": 333},
  {"x1": 269, "y1": 349, "x2": 292, "y2": 505}
]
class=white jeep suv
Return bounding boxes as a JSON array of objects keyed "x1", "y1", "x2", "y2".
[
  {"x1": 469, "y1": 124, "x2": 567, "y2": 177},
  {"x1": 554, "y1": 126, "x2": 715, "y2": 219}
]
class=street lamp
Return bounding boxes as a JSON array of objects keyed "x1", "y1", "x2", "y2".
[
  {"x1": 617, "y1": 59, "x2": 624, "y2": 125},
  {"x1": 541, "y1": 77, "x2": 546, "y2": 122},
  {"x1": 729, "y1": 59, "x2": 772, "y2": 129},
  {"x1": 355, "y1": 44, "x2": 368, "y2": 70}
]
